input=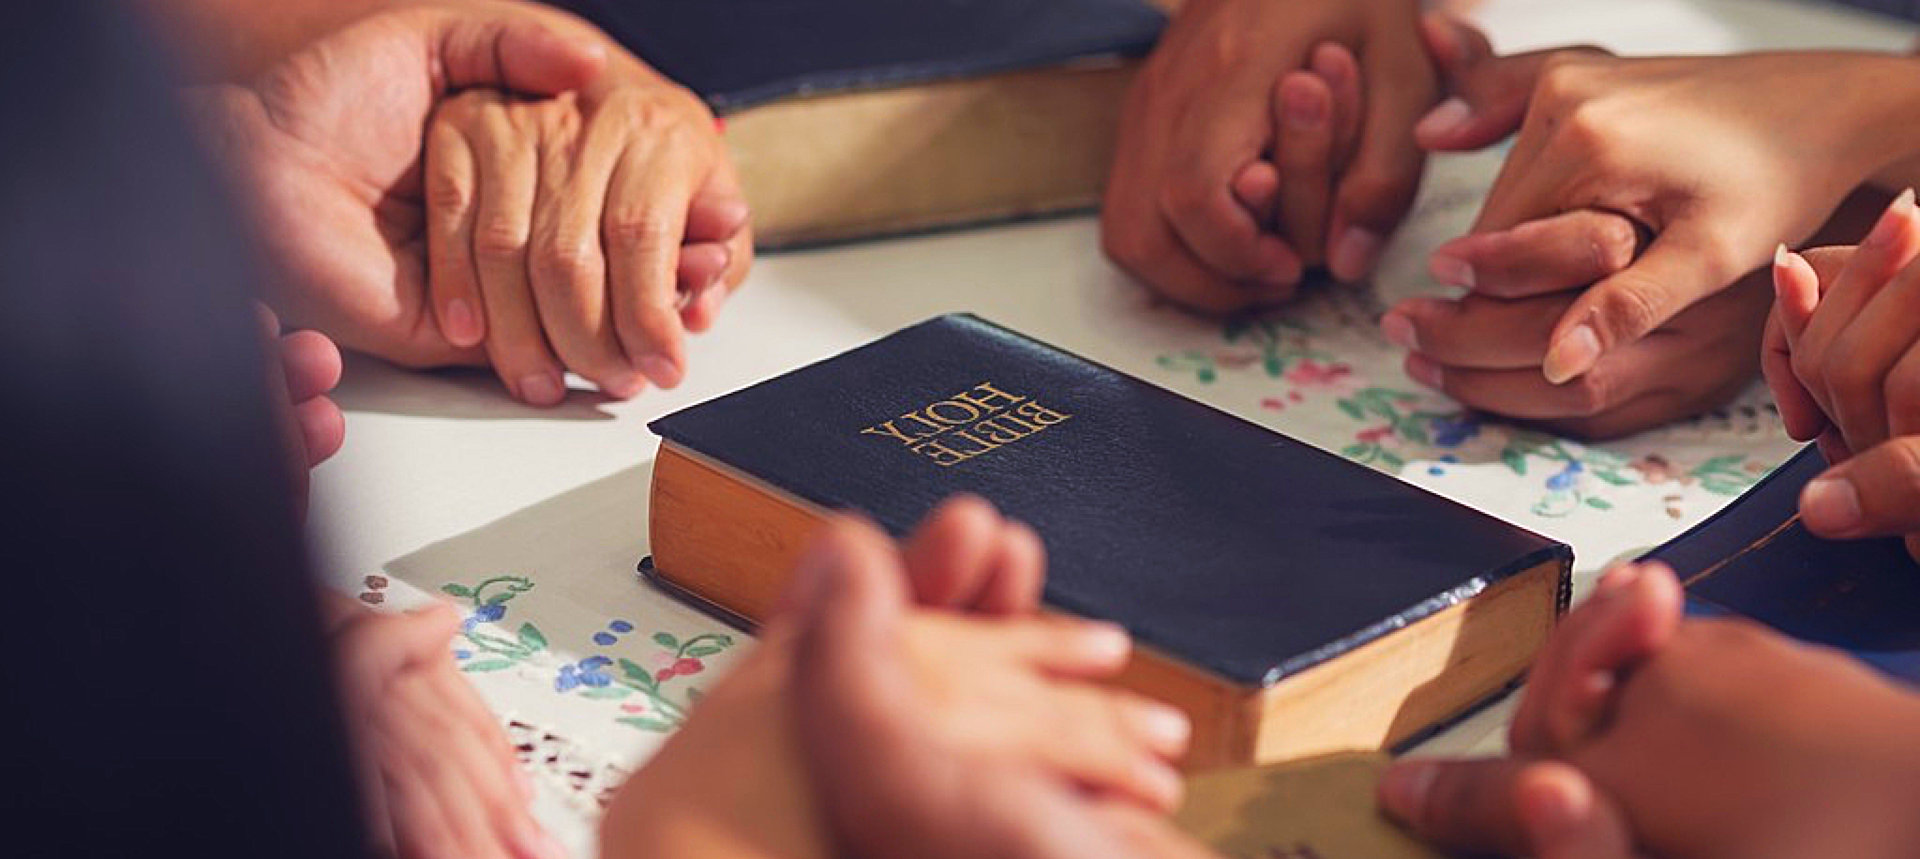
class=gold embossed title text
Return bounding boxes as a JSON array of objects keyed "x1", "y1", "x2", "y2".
[{"x1": 859, "y1": 381, "x2": 1072, "y2": 467}]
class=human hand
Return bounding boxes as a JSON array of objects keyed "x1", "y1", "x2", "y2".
[
  {"x1": 258, "y1": 304, "x2": 344, "y2": 519},
  {"x1": 1768, "y1": 192, "x2": 1920, "y2": 557},
  {"x1": 422, "y1": 58, "x2": 750, "y2": 403},
  {"x1": 603, "y1": 497, "x2": 1209, "y2": 859},
  {"x1": 327, "y1": 596, "x2": 557, "y2": 859},
  {"x1": 1103, "y1": 0, "x2": 1433, "y2": 312},
  {"x1": 789, "y1": 503, "x2": 1213, "y2": 859},
  {"x1": 1382, "y1": 563, "x2": 1920, "y2": 859},
  {"x1": 1414, "y1": 14, "x2": 1919, "y2": 391}
]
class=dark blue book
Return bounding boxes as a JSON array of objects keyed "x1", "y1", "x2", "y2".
[
  {"x1": 1642, "y1": 446, "x2": 1920, "y2": 681},
  {"x1": 544, "y1": 0, "x2": 1171, "y2": 248},
  {"x1": 548, "y1": 0, "x2": 1166, "y2": 111},
  {"x1": 643, "y1": 314, "x2": 1571, "y2": 767}
]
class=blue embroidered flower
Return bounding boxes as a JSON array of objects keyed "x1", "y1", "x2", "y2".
[
  {"x1": 592, "y1": 632, "x2": 617, "y2": 646},
  {"x1": 1545, "y1": 460, "x2": 1585, "y2": 491},
  {"x1": 556, "y1": 656, "x2": 615, "y2": 692},
  {"x1": 462, "y1": 602, "x2": 506, "y2": 631},
  {"x1": 609, "y1": 620, "x2": 634, "y2": 633},
  {"x1": 1430, "y1": 415, "x2": 1481, "y2": 448},
  {"x1": 452, "y1": 649, "x2": 472, "y2": 660}
]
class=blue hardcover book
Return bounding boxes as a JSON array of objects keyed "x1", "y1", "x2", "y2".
[
  {"x1": 642, "y1": 314, "x2": 1571, "y2": 767},
  {"x1": 548, "y1": 0, "x2": 1167, "y2": 111},
  {"x1": 1642, "y1": 446, "x2": 1920, "y2": 681}
]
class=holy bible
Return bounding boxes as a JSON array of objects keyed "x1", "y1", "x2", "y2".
[
  {"x1": 1644, "y1": 446, "x2": 1920, "y2": 682},
  {"x1": 643, "y1": 314, "x2": 1572, "y2": 768},
  {"x1": 551, "y1": 0, "x2": 1170, "y2": 247}
]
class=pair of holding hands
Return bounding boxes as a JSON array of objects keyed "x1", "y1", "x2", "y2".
[
  {"x1": 1771, "y1": 192, "x2": 1920, "y2": 558},
  {"x1": 201, "y1": 1, "x2": 749, "y2": 406},
  {"x1": 607, "y1": 496, "x2": 1214, "y2": 859},
  {"x1": 1383, "y1": 561, "x2": 1920, "y2": 859},
  {"x1": 1110, "y1": 1, "x2": 1918, "y2": 437}
]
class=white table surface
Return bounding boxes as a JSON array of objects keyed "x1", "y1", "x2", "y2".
[{"x1": 307, "y1": 0, "x2": 1918, "y2": 852}]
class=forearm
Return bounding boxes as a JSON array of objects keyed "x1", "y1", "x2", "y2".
[
  {"x1": 134, "y1": 0, "x2": 403, "y2": 82},
  {"x1": 1844, "y1": 52, "x2": 1920, "y2": 191}
]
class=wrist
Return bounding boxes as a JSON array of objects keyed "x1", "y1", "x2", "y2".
[{"x1": 1830, "y1": 52, "x2": 1920, "y2": 192}]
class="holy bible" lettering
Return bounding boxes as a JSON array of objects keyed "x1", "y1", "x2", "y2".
[{"x1": 859, "y1": 381, "x2": 1072, "y2": 467}]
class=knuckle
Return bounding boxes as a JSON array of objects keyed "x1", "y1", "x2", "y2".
[
  {"x1": 533, "y1": 231, "x2": 602, "y2": 286},
  {"x1": 1594, "y1": 277, "x2": 1665, "y2": 343},
  {"x1": 1101, "y1": 217, "x2": 1161, "y2": 270},
  {"x1": 1821, "y1": 350, "x2": 1877, "y2": 410},
  {"x1": 1588, "y1": 216, "x2": 1640, "y2": 274},
  {"x1": 1878, "y1": 436, "x2": 1920, "y2": 482},
  {"x1": 1885, "y1": 367, "x2": 1920, "y2": 416},
  {"x1": 473, "y1": 218, "x2": 529, "y2": 262},
  {"x1": 1567, "y1": 368, "x2": 1617, "y2": 417},
  {"x1": 602, "y1": 208, "x2": 676, "y2": 254},
  {"x1": 1339, "y1": 166, "x2": 1416, "y2": 215}
]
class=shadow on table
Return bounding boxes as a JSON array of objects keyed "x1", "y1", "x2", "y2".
[{"x1": 333, "y1": 351, "x2": 618, "y2": 421}]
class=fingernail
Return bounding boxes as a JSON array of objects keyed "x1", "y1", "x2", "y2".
[
  {"x1": 1283, "y1": 83, "x2": 1328, "y2": 129},
  {"x1": 1543, "y1": 324, "x2": 1601, "y2": 385},
  {"x1": 1405, "y1": 353, "x2": 1442, "y2": 388},
  {"x1": 1802, "y1": 476, "x2": 1862, "y2": 533},
  {"x1": 601, "y1": 371, "x2": 647, "y2": 400},
  {"x1": 1380, "y1": 311, "x2": 1419, "y2": 350},
  {"x1": 1430, "y1": 252, "x2": 1475, "y2": 290},
  {"x1": 1595, "y1": 562, "x2": 1643, "y2": 593},
  {"x1": 640, "y1": 355, "x2": 683, "y2": 390},
  {"x1": 1134, "y1": 703, "x2": 1192, "y2": 755},
  {"x1": 1415, "y1": 97, "x2": 1472, "y2": 141},
  {"x1": 1379, "y1": 760, "x2": 1439, "y2": 821},
  {"x1": 698, "y1": 285, "x2": 729, "y2": 317},
  {"x1": 1330, "y1": 227, "x2": 1383, "y2": 282},
  {"x1": 517, "y1": 371, "x2": 565, "y2": 407},
  {"x1": 1076, "y1": 622, "x2": 1133, "y2": 665},
  {"x1": 442, "y1": 298, "x2": 482, "y2": 346},
  {"x1": 1525, "y1": 777, "x2": 1585, "y2": 837},
  {"x1": 1865, "y1": 188, "x2": 1918, "y2": 248}
]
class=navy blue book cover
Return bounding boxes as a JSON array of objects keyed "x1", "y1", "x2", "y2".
[
  {"x1": 650, "y1": 314, "x2": 1569, "y2": 687},
  {"x1": 1642, "y1": 447, "x2": 1920, "y2": 681},
  {"x1": 548, "y1": 0, "x2": 1167, "y2": 111}
]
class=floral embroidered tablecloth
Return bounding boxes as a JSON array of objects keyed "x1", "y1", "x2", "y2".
[{"x1": 332, "y1": 142, "x2": 1804, "y2": 857}]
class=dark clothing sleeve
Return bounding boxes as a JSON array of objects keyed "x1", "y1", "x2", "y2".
[{"x1": 0, "y1": 3, "x2": 369, "y2": 856}]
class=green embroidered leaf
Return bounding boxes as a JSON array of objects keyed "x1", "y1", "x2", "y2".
[
  {"x1": 580, "y1": 686, "x2": 630, "y2": 700},
  {"x1": 1399, "y1": 423, "x2": 1430, "y2": 446},
  {"x1": 461, "y1": 659, "x2": 515, "y2": 673},
  {"x1": 1340, "y1": 443, "x2": 1370, "y2": 458},
  {"x1": 1379, "y1": 451, "x2": 1405, "y2": 470},
  {"x1": 652, "y1": 632, "x2": 679, "y2": 648},
  {"x1": 1584, "y1": 497, "x2": 1615, "y2": 510},
  {"x1": 685, "y1": 644, "x2": 724, "y2": 658},
  {"x1": 484, "y1": 592, "x2": 514, "y2": 606},
  {"x1": 1197, "y1": 368, "x2": 1216, "y2": 384},
  {"x1": 1263, "y1": 355, "x2": 1284, "y2": 377},
  {"x1": 617, "y1": 716, "x2": 677, "y2": 733},
  {"x1": 440, "y1": 584, "x2": 473, "y2": 598},
  {"x1": 1337, "y1": 400, "x2": 1364, "y2": 421},
  {"x1": 1501, "y1": 448, "x2": 1529, "y2": 475},
  {"x1": 516, "y1": 622, "x2": 547, "y2": 651},
  {"x1": 1591, "y1": 469, "x2": 1635, "y2": 487},
  {"x1": 619, "y1": 658, "x2": 659, "y2": 690}
]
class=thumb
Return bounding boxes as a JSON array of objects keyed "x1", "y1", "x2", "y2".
[
  {"x1": 424, "y1": 6, "x2": 607, "y2": 97},
  {"x1": 1542, "y1": 220, "x2": 1742, "y2": 385},
  {"x1": 1801, "y1": 437, "x2": 1920, "y2": 539},
  {"x1": 1414, "y1": 12, "x2": 1605, "y2": 152}
]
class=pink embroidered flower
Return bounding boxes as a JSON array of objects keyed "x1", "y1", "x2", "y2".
[
  {"x1": 1284, "y1": 359, "x2": 1354, "y2": 388},
  {"x1": 1355, "y1": 425, "x2": 1391, "y2": 443},
  {"x1": 620, "y1": 703, "x2": 648, "y2": 714}
]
